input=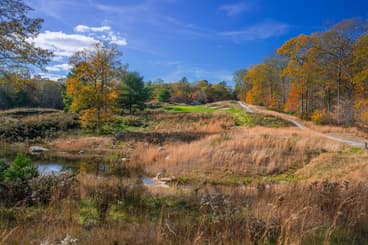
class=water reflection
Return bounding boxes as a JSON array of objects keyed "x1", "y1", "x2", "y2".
[
  {"x1": 37, "y1": 163, "x2": 62, "y2": 174},
  {"x1": 143, "y1": 177, "x2": 154, "y2": 185},
  {"x1": 33, "y1": 159, "x2": 111, "y2": 176}
]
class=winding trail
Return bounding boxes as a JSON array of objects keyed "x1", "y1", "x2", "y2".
[
  {"x1": 238, "y1": 101, "x2": 254, "y2": 113},
  {"x1": 238, "y1": 101, "x2": 367, "y2": 148}
]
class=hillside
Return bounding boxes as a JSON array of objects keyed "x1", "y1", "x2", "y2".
[{"x1": 1, "y1": 101, "x2": 368, "y2": 244}]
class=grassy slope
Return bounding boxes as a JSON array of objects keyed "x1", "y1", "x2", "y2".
[
  {"x1": 3, "y1": 103, "x2": 368, "y2": 244},
  {"x1": 162, "y1": 102, "x2": 291, "y2": 127}
]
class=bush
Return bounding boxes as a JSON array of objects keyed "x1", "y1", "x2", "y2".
[
  {"x1": 0, "y1": 159, "x2": 9, "y2": 182},
  {"x1": 3, "y1": 154, "x2": 37, "y2": 184},
  {"x1": 121, "y1": 115, "x2": 146, "y2": 127},
  {"x1": 0, "y1": 154, "x2": 38, "y2": 206},
  {"x1": 0, "y1": 111, "x2": 79, "y2": 141},
  {"x1": 311, "y1": 109, "x2": 331, "y2": 125},
  {"x1": 30, "y1": 171, "x2": 76, "y2": 205}
]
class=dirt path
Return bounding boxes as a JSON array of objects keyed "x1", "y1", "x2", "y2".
[{"x1": 238, "y1": 101, "x2": 367, "y2": 148}]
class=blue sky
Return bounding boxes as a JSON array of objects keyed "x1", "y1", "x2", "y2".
[{"x1": 26, "y1": 0, "x2": 368, "y2": 84}]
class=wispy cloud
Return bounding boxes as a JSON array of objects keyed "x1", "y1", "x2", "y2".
[
  {"x1": 218, "y1": 20, "x2": 289, "y2": 41},
  {"x1": 218, "y1": 1, "x2": 256, "y2": 16},
  {"x1": 88, "y1": 1, "x2": 285, "y2": 43},
  {"x1": 26, "y1": 0, "x2": 79, "y2": 20},
  {"x1": 159, "y1": 63, "x2": 233, "y2": 83},
  {"x1": 46, "y1": 63, "x2": 72, "y2": 72},
  {"x1": 88, "y1": 0, "x2": 212, "y2": 40},
  {"x1": 88, "y1": 0, "x2": 152, "y2": 14},
  {"x1": 74, "y1": 25, "x2": 111, "y2": 33}
]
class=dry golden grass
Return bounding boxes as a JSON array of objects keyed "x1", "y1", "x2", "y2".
[
  {"x1": 151, "y1": 111, "x2": 234, "y2": 134},
  {"x1": 47, "y1": 136, "x2": 116, "y2": 159},
  {"x1": 305, "y1": 122, "x2": 368, "y2": 138},
  {"x1": 250, "y1": 103, "x2": 368, "y2": 139},
  {"x1": 2, "y1": 170, "x2": 368, "y2": 244},
  {"x1": 131, "y1": 126, "x2": 343, "y2": 178},
  {"x1": 3, "y1": 102, "x2": 368, "y2": 244},
  {"x1": 50, "y1": 136, "x2": 113, "y2": 152},
  {"x1": 296, "y1": 150, "x2": 368, "y2": 182}
]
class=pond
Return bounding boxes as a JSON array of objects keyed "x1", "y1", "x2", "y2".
[
  {"x1": 2, "y1": 153, "x2": 111, "y2": 176},
  {"x1": 32, "y1": 159, "x2": 111, "y2": 175},
  {"x1": 143, "y1": 177, "x2": 154, "y2": 185},
  {"x1": 37, "y1": 163, "x2": 63, "y2": 174}
]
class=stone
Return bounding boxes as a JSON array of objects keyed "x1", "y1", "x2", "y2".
[
  {"x1": 114, "y1": 132, "x2": 124, "y2": 140},
  {"x1": 29, "y1": 146, "x2": 48, "y2": 154}
]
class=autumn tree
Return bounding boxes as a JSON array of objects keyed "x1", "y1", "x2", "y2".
[
  {"x1": 0, "y1": 0, "x2": 52, "y2": 72},
  {"x1": 0, "y1": 72, "x2": 63, "y2": 109},
  {"x1": 206, "y1": 81, "x2": 232, "y2": 102},
  {"x1": 314, "y1": 19, "x2": 364, "y2": 124},
  {"x1": 353, "y1": 33, "x2": 368, "y2": 127},
  {"x1": 239, "y1": 18, "x2": 368, "y2": 128},
  {"x1": 233, "y1": 69, "x2": 248, "y2": 100},
  {"x1": 170, "y1": 77, "x2": 192, "y2": 103},
  {"x1": 277, "y1": 34, "x2": 317, "y2": 117},
  {"x1": 66, "y1": 44, "x2": 123, "y2": 130}
]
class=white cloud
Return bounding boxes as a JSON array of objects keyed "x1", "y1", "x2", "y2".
[
  {"x1": 30, "y1": 28, "x2": 128, "y2": 60},
  {"x1": 104, "y1": 32, "x2": 128, "y2": 46},
  {"x1": 46, "y1": 63, "x2": 72, "y2": 72},
  {"x1": 219, "y1": 1, "x2": 254, "y2": 16},
  {"x1": 30, "y1": 31, "x2": 99, "y2": 58},
  {"x1": 30, "y1": 25, "x2": 128, "y2": 80},
  {"x1": 74, "y1": 25, "x2": 128, "y2": 46},
  {"x1": 38, "y1": 72, "x2": 65, "y2": 81},
  {"x1": 218, "y1": 20, "x2": 289, "y2": 41},
  {"x1": 74, "y1": 25, "x2": 111, "y2": 33}
]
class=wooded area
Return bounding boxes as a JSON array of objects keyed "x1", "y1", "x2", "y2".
[{"x1": 237, "y1": 19, "x2": 368, "y2": 128}]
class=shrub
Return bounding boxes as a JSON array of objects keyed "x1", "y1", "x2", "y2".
[
  {"x1": 0, "y1": 159, "x2": 9, "y2": 182},
  {"x1": 121, "y1": 115, "x2": 146, "y2": 127},
  {"x1": 0, "y1": 154, "x2": 37, "y2": 206},
  {"x1": 3, "y1": 154, "x2": 37, "y2": 184},
  {"x1": 30, "y1": 171, "x2": 76, "y2": 205},
  {"x1": 311, "y1": 109, "x2": 331, "y2": 125},
  {"x1": 0, "y1": 111, "x2": 79, "y2": 141}
]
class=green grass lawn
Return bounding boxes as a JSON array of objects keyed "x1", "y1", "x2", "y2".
[
  {"x1": 162, "y1": 103, "x2": 291, "y2": 128},
  {"x1": 227, "y1": 107, "x2": 254, "y2": 126},
  {"x1": 163, "y1": 104, "x2": 254, "y2": 126},
  {"x1": 163, "y1": 105, "x2": 218, "y2": 113}
]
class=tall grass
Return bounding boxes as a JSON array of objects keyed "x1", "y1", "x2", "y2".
[
  {"x1": 132, "y1": 127, "x2": 342, "y2": 178},
  {"x1": 2, "y1": 173, "x2": 368, "y2": 244}
]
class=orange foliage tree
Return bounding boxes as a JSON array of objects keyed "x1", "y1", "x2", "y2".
[{"x1": 66, "y1": 44, "x2": 124, "y2": 130}]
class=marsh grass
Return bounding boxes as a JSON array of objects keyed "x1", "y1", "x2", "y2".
[
  {"x1": 133, "y1": 127, "x2": 342, "y2": 180},
  {"x1": 2, "y1": 102, "x2": 368, "y2": 244},
  {"x1": 2, "y1": 173, "x2": 368, "y2": 244}
]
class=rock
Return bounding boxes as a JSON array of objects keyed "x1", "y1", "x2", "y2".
[
  {"x1": 114, "y1": 132, "x2": 124, "y2": 140},
  {"x1": 155, "y1": 172, "x2": 162, "y2": 180},
  {"x1": 160, "y1": 177, "x2": 175, "y2": 182},
  {"x1": 29, "y1": 146, "x2": 48, "y2": 154}
]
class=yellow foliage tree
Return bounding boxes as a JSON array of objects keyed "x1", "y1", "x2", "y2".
[{"x1": 66, "y1": 44, "x2": 123, "y2": 130}]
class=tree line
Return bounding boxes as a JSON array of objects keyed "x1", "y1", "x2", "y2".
[
  {"x1": 0, "y1": 0, "x2": 234, "y2": 131},
  {"x1": 235, "y1": 19, "x2": 368, "y2": 128},
  {"x1": 0, "y1": 74, "x2": 64, "y2": 109},
  {"x1": 63, "y1": 44, "x2": 234, "y2": 129}
]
